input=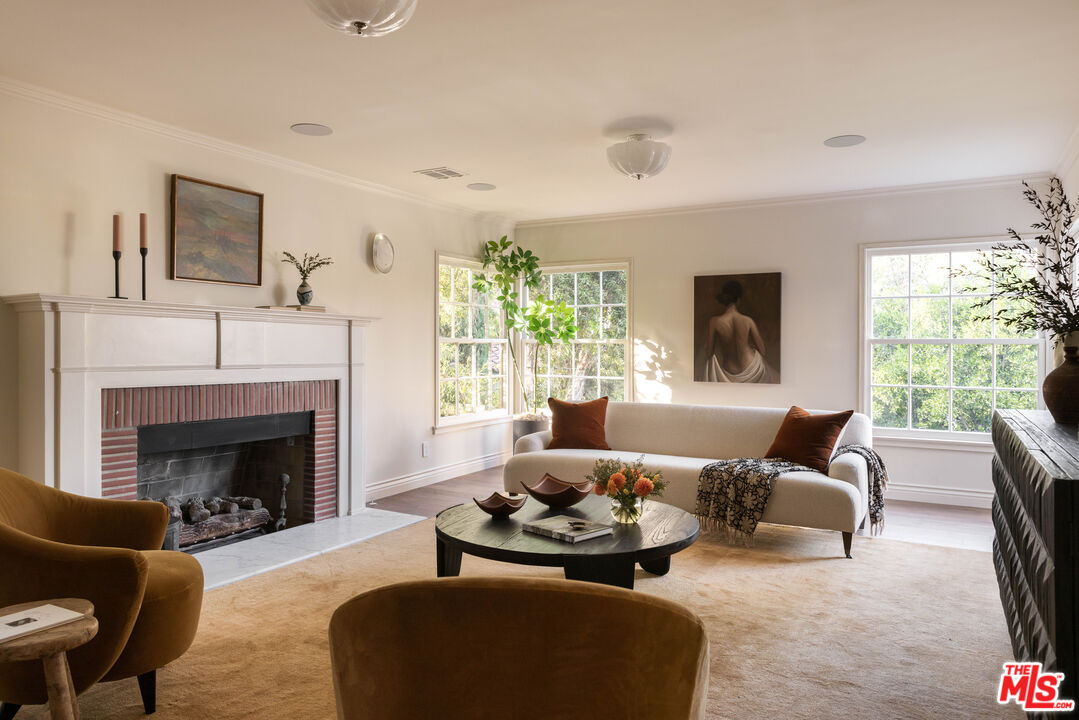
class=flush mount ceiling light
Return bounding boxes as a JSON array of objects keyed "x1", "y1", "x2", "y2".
[
  {"x1": 607, "y1": 134, "x2": 672, "y2": 180},
  {"x1": 290, "y1": 123, "x2": 333, "y2": 136},
  {"x1": 467, "y1": 183, "x2": 496, "y2": 191},
  {"x1": 305, "y1": 0, "x2": 418, "y2": 37},
  {"x1": 824, "y1": 134, "x2": 866, "y2": 148}
]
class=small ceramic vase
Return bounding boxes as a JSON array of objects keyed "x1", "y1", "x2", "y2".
[{"x1": 296, "y1": 279, "x2": 313, "y2": 306}]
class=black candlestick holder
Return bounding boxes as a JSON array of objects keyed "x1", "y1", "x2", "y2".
[
  {"x1": 110, "y1": 250, "x2": 127, "y2": 300},
  {"x1": 140, "y1": 247, "x2": 148, "y2": 301}
]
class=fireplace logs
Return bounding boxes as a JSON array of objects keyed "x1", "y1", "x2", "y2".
[
  {"x1": 156, "y1": 473, "x2": 292, "y2": 552},
  {"x1": 225, "y1": 496, "x2": 263, "y2": 510},
  {"x1": 205, "y1": 497, "x2": 239, "y2": 515},
  {"x1": 183, "y1": 497, "x2": 211, "y2": 524},
  {"x1": 163, "y1": 496, "x2": 183, "y2": 520},
  {"x1": 178, "y1": 508, "x2": 273, "y2": 547}
]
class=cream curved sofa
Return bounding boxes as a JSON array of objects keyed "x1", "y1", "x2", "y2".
[{"x1": 504, "y1": 402, "x2": 872, "y2": 557}]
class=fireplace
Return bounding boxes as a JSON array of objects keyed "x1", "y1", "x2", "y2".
[
  {"x1": 3, "y1": 294, "x2": 372, "y2": 513},
  {"x1": 101, "y1": 381, "x2": 338, "y2": 550}
]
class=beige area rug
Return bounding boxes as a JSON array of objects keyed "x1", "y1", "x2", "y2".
[{"x1": 21, "y1": 520, "x2": 1020, "y2": 720}]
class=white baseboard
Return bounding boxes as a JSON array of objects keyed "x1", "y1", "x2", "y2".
[
  {"x1": 366, "y1": 451, "x2": 511, "y2": 501},
  {"x1": 886, "y1": 481, "x2": 994, "y2": 509}
]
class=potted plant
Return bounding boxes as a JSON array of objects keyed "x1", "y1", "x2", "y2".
[
  {"x1": 472, "y1": 236, "x2": 577, "y2": 442},
  {"x1": 953, "y1": 177, "x2": 1079, "y2": 422},
  {"x1": 282, "y1": 251, "x2": 334, "y2": 306}
]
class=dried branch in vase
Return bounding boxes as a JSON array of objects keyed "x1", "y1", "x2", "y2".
[
  {"x1": 282, "y1": 251, "x2": 335, "y2": 281},
  {"x1": 952, "y1": 176, "x2": 1079, "y2": 344}
]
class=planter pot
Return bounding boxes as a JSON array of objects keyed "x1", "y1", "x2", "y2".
[
  {"x1": 1044, "y1": 345, "x2": 1079, "y2": 424},
  {"x1": 513, "y1": 417, "x2": 550, "y2": 446},
  {"x1": 296, "y1": 280, "x2": 313, "y2": 306}
]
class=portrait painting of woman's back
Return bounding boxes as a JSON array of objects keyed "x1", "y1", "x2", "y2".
[{"x1": 693, "y1": 272, "x2": 781, "y2": 384}]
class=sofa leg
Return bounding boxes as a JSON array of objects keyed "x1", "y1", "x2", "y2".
[
  {"x1": 137, "y1": 670, "x2": 156, "y2": 715},
  {"x1": 842, "y1": 532, "x2": 853, "y2": 559},
  {"x1": 0, "y1": 703, "x2": 21, "y2": 720},
  {"x1": 858, "y1": 516, "x2": 866, "y2": 532}
]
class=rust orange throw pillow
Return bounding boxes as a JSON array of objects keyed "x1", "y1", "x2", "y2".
[
  {"x1": 765, "y1": 406, "x2": 854, "y2": 472},
  {"x1": 547, "y1": 396, "x2": 611, "y2": 450}
]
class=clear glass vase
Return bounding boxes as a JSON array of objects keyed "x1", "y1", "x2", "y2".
[{"x1": 610, "y1": 497, "x2": 643, "y2": 524}]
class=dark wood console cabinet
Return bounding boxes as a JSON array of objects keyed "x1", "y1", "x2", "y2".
[{"x1": 992, "y1": 410, "x2": 1079, "y2": 714}]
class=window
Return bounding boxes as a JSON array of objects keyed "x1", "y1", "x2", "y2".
[
  {"x1": 524, "y1": 264, "x2": 631, "y2": 404},
  {"x1": 437, "y1": 258, "x2": 508, "y2": 424},
  {"x1": 863, "y1": 245, "x2": 1045, "y2": 437}
]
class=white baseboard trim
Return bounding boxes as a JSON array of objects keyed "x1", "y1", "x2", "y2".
[
  {"x1": 366, "y1": 451, "x2": 511, "y2": 501},
  {"x1": 886, "y1": 481, "x2": 994, "y2": 509}
]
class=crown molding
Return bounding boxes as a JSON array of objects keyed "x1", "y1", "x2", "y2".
[
  {"x1": 515, "y1": 172, "x2": 1052, "y2": 229},
  {"x1": 0, "y1": 75, "x2": 515, "y2": 224}
]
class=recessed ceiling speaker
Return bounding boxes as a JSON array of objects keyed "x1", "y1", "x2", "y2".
[
  {"x1": 290, "y1": 123, "x2": 334, "y2": 136},
  {"x1": 824, "y1": 134, "x2": 866, "y2": 148}
]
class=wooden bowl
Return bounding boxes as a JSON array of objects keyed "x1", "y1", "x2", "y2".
[
  {"x1": 521, "y1": 473, "x2": 595, "y2": 510},
  {"x1": 473, "y1": 492, "x2": 528, "y2": 518}
]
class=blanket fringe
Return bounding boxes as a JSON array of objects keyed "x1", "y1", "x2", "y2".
[{"x1": 695, "y1": 514, "x2": 756, "y2": 547}]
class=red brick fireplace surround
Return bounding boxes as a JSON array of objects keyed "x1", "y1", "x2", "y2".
[{"x1": 101, "y1": 380, "x2": 338, "y2": 522}]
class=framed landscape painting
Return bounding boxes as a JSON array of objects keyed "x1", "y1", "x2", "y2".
[
  {"x1": 171, "y1": 174, "x2": 263, "y2": 286},
  {"x1": 693, "y1": 272, "x2": 781, "y2": 384}
]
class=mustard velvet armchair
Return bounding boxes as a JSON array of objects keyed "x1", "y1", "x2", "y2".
[
  {"x1": 329, "y1": 577, "x2": 710, "y2": 720},
  {"x1": 0, "y1": 468, "x2": 203, "y2": 718}
]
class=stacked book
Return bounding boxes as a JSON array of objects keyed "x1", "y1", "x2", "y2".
[
  {"x1": 522, "y1": 515, "x2": 613, "y2": 543},
  {"x1": 0, "y1": 604, "x2": 85, "y2": 644}
]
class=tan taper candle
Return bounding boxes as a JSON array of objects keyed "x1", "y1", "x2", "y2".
[{"x1": 112, "y1": 213, "x2": 122, "y2": 253}]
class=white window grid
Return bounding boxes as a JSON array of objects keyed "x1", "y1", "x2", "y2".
[
  {"x1": 862, "y1": 243, "x2": 1047, "y2": 440},
  {"x1": 436, "y1": 258, "x2": 510, "y2": 423},
  {"x1": 524, "y1": 264, "x2": 631, "y2": 404}
]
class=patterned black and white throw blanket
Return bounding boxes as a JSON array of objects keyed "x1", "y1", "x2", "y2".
[{"x1": 695, "y1": 444, "x2": 889, "y2": 544}]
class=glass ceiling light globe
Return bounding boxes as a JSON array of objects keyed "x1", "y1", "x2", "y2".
[
  {"x1": 305, "y1": 0, "x2": 418, "y2": 37},
  {"x1": 607, "y1": 134, "x2": 672, "y2": 180}
]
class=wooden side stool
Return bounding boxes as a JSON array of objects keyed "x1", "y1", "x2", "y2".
[{"x1": 0, "y1": 599, "x2": 98, "y2": 720}]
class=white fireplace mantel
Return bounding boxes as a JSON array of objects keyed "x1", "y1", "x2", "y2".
[{"x1": 3, "y1": 293, "x2": 377, "y2": 515}]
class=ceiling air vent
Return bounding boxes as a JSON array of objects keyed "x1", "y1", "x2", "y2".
[{"x1": 413, "y1": 167, "x2": 467, "y2": 180}]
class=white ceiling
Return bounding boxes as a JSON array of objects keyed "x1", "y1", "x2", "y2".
[{"x1": 2, "y1": 0, "x2": 1079, "y2": 221}]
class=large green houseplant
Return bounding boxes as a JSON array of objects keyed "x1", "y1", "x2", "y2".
[
  {"x1": 953, "y1": 176, "x2": 1079, "y2": 422},
  {"x1": 472, "y1": 237, "x2": 577, "y2": 439}
]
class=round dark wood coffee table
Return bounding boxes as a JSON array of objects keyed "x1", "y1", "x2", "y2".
[{"x1": 435, "y1": 494, "x2": 700, "y2": 589}]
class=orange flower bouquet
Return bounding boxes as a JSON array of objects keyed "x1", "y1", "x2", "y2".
[{"x1": 585, "y1": 456, "x2": 667, "y2": 524}]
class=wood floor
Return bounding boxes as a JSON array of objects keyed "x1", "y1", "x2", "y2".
[{"x1": 367, "y1": 466, "x2": 996, "y2": 552}]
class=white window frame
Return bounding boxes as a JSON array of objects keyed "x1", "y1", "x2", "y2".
[
  {"x1": 433, "y1": 253, "x2": 512, "y2": 433},
  {"x1": 858, "y1": 237, "x2": 1050, "y2": 446},
  {"x1": 520, "y1": 259, "x2": 635, "y2": 408}
]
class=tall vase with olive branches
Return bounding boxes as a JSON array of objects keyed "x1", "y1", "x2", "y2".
[
  {"x1": 952, "y1": 176, "x2": 1079, "y2": 422},
  {"x1": 471, "y1": 236, "x2": 577, "y2": 416}
]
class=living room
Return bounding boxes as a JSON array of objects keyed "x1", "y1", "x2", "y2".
[{"x1": 1, "y1": 1, "x2": 1077, "y2": 718}]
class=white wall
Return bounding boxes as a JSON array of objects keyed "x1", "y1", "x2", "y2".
[
  {"x1": 1061, "y1": 139, "x2": 1079, "y2": 207},
  {"x1": 517, "y1": 181, "x2": 1042, "y2": 507},
  {"x1": 0, "y1": 86, "x2": 514, "y2": 495}
]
